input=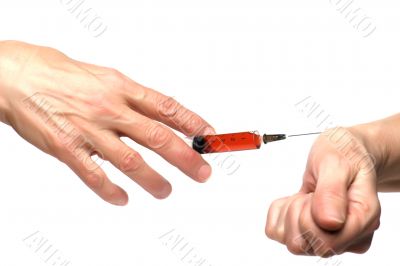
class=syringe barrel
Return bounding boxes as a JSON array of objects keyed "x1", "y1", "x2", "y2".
[{"x1": 192, "y1": 132, "x2": 262, "y2": 154}]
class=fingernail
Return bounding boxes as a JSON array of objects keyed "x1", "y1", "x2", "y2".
[
  {"x1": 197, "y1": 164, "x2": 212, "y2": 182},
  {"x1": 323, "y1": 209, "x2": 346, "y2": 229},
  {"x1": 155, "y1": 183, "x2": 172, "y2": 199},
  {"x1": 202, "y1": 127, "x2": 216, "y2": 135},
  {"x1": 327, "y1": 214, "x2": 345, "y2": 224},
  {"x1": 111, "y1": 197, "x2": 128, "y2": 206}
]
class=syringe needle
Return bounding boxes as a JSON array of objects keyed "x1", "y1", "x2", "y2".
[
  {"x1": 263, "y1": 132, "x2": 321, "y2": 144},
  {"x1": 287, "y1": 132, "x2": 321, "y2": 138}
]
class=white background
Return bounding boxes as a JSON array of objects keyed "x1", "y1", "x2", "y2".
[{"x1": 1, "y1": 0, "x2": 399, "y2": 265}]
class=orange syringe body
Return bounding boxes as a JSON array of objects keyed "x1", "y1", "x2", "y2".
[{"x1": 192, "y1": 132, "x2": 262, "y2": 154}]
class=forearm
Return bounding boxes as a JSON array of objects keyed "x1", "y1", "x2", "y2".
[{"x1": 351, "y1": 114, "x2": 400, "y2": 192}]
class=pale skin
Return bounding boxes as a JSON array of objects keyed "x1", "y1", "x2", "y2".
[
  {"x1": 0, "y1": 40, "x2": 215, "y2": 206},
  {"x1": 266, "y1": 115, "x2": 400, "y2": 256},
  {"x1": 1, "y1": 41, "x2": 399, "y2": 257}
]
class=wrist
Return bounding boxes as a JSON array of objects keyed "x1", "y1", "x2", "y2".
[
  {"x1": 0, "y1": 41, "x2": 12, "y2": 124},
  {"x1": 348, "y1": 115, "x2": 400, "y2": 191},
  {"x1": 348, "y1": 122, "x2": 386, "y2": 176},
  {"x1": 0, "y1": 40, "x2": 38, "y2": 125}
]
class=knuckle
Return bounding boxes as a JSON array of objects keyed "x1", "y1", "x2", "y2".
[
  {"x1": 180, "y1": 147, "x2": 199, "y2": 163},
  {"x1": 48, "y1": 137, "x2": 64, "y2": 158},
  {"x1": 355, "y1": 197, "x2": 378, "y2": 218},
  {"x1": 97, "y1": 68, "x2": 125, "y2": 92},
  {"x1": 146, "y1": 123, "x2": 172, "y2": 149},
  {"x1": 372, "y1": 218, "x2": 381, "y2": 231},
  {"x1": 323, "y1": 152, "x2": 350, "y2": 173},
  {"x1": 265, "y1": 224, "x2": 275, "y2": 239},
  {"x1": 358, "y1": 200, "x2": 372, "y2": 214},
  {"x1": 288, "y1": 195, "x2": 303, "y2": 212},
  {"x1": 266, "y1": 198, "x2": 287, "y2": 222},
  {"x1": 311, "y1": 237, "x2": 341, "y2": 257},
  {"x1": 275, "y1": 226, "x2": 285, "y2": 243},
  {"x1": 85, "y1": 173, "x2": 104, "y2": 190},
  {"x1": 323, "y1": 242, "x2": 337, "y2": 255},
  {"x1": 366, "y1": 202, "x2": 381, "y2": 232},
  {"x1": 120, "y1": 150, "x2": 143, "y2": 172},
  {"x1": 157, "y1": 96, "x2": 180, "y2": 118},
  {"x1": 317, "y1": 248, "x2": 336, "y2": 258},
  {"x1": 107, "y1": 68, "x2": 124, "y2": 81},
  {"x1": 299, "y1": 210, "x2": 309, "y2": 232},
  {"x1": 87, "y1": 93, "x2": 123, "y2": 120},
  {"x1": 270, "y1": 198, "x2": 284, "y2": 210},
  {"x1": 266, "y1": 223, "x2": 285, "y2": 243},
  {"x1": 265, "y1": 202, "x2": 281, "y2": 239},
  {"x1": 356, "y1": 244, "x2": 372, "y2": 254},
  {"x1": 182, "y1": 114, "x2": 204, "y2": 135},
  {"x1": 372, "y1": 197, "x2": 381, "y2": 217},
  {"x1": 311, "y1": 241, "x2": 332, "y2": 257},
  {"x1": 323, "y1": 189, "x2": 344, "y2": 200},
  {"x1": 47, "y1": 134, "x2": 73, "y2": 162},
  {"x1": 356, "y1": 196, "x2": 381, "y2": 231},
  {"x1": 286, "y1": 241, "x2": 305, "y2": 255},
  {"x1": 268, "y1": 201, "x2": 278, "y2": 215},
  {"x1": 338, "y1": 156, "x2": 352, "y2": 174},
  {"x1": 345, "y1": 233, "x2": 374, "y2": 254}
]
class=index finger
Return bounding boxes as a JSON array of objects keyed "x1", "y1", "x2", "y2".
[{"x1": 121, "y1": 77, "x2": 215, "y2": 137}]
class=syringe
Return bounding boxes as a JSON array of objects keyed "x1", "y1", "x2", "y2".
[{"x1": 192, "y1": 131, "x2": 320, "y2": 154}]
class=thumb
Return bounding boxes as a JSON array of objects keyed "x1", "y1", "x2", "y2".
[{"x1": 311, "y1": 154, "x2": 352, "y2": 231}]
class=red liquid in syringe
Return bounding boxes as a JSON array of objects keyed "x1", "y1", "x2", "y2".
[{"x1": 192, "y1": 132, "x2": 262, "y2": 154}]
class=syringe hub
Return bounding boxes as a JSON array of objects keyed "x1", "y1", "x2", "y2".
[{"x1": 263, "y1": 134, "x2": 286, "y2": 144}]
